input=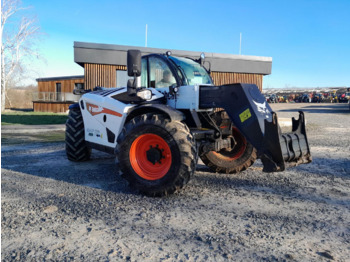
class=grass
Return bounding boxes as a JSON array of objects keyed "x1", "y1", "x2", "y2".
[
  {"x1": 1, "y1": 111, "x2": 68, "y2": 125},
  {"x1": 2, "y1": 131, "x2": 65, "y2": 145}
]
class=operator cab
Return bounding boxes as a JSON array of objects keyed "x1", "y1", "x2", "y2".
[{"x1": 140, "y1": 54, "x2": 213, "y2": 89}]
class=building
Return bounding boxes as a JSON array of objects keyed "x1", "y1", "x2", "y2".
[
  {"x1": 33, "y1": 75, "x2": 84, "y2": 112},
  {"x1": 33, "y1": 41, "x2": 272, "y2": 112},
  {"x1": 74, "y1": 42, "x2": 272, "y2": 91}
]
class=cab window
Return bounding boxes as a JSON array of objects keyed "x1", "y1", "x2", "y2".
[
  {"x1": 141, "y1": 57, "x2": 148, "y2": 87},
  {"x1": 149, "y1": 56, "x2": 176, "y2": 88}
]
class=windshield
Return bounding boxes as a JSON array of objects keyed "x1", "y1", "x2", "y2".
[{"x1": 169, "y1": 56, "x2": 213, "y2": 85}]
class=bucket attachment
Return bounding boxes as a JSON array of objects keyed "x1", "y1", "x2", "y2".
[
  {"x1": 260, "y1": 111, "x2": 312, "y2": 172},
  {"x1": 199, "y1": 83, "x2": 312, "y2": 172}
]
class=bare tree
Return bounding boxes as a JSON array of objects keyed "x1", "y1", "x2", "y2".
[{"x1": 1, "y1": 0, "x2": 40, "y2": 111}]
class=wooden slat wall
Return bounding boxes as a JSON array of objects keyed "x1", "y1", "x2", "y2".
[
  {"x1": 84, "y1": 64, "x2": 127, "y2": 90},
  {"x1": 38, "y1": 78, "x2": 84, "y2": 93},
  {"x1": 38, "y1": 67, "x2": 263, "y2": 93},
  {"x1": 83, "y1": 64, "x2": 263, "y2": 91},
  {"x1": 33, "y1": 102, "x2": 73, "y2": 113},
  {"x1": 210, "y1": 72, "x2": 263, "y2": 91}
]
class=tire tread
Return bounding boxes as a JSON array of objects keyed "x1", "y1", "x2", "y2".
[
  {"x1": 65, "y1": 108, "x2": 91, "y2": 162},
  {"x1": 116, "y1": 113, "x2": 197, "y2": 196}
]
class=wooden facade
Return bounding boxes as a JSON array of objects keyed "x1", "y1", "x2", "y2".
[
  {"x1": 83, "y1": 64, "x2": 263, "y2": 91},
  {"x1": 33, "y1": 102, "x2": 72, "y2": 113},
  {"x1": 84, "y1": 64, "x2": 126, "y2": 90},
  {"x1": 210, "y1": 72, "x2": 263, "y2": 91},
  {"x1": 34, "y1": 68, "x2": 264, "y2": 113},
  {"x1": 37, "y1": 76, "x2": 84, "y2": 93},
  {"x1": 34, "y1": 76, "x2": 84, "y2": 113}
]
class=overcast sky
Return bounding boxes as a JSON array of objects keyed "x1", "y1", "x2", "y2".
[{"x1": 22, "y1": 0, "x2": 350, "y2": 88}]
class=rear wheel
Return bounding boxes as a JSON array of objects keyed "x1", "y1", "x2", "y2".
[
  {"x1": 199, "y1": 110, "x2": 257, "y2": 174},
  {"x1": 65, "y1": 107, "x2": 91, "y2": 161},
  {"x1": 116, "y1": 113, "x2": 197, "y2": 196}
]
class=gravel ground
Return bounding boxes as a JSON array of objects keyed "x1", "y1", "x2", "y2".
[{"x1": 1, "y1": 103, "x2": 350, "y2": 261}]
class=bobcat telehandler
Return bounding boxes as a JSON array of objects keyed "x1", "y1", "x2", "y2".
[{"x1": 66, "y1": 50, "x2": 312, "y2": 196}]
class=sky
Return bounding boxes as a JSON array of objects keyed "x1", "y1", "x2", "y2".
[{"x1": 13, "y1": 0, "x2": 350, "y2": 88}]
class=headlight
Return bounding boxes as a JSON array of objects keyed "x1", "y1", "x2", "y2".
[{"x1": 137, "y1": 89, "x2": 152, "y2": 100}]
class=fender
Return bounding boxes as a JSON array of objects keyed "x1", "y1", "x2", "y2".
[
  {"x1": 68, "y1": 103, "x2": 80, "y2": 110},
  {"x1": 126, "y1": 103, "x2": 185, "y2": 122}
]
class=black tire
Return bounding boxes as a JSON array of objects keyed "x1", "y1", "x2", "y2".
[
  {"x1": 65, "y1": 107, "x2": 91, "y2": 161},
  {"x1": 116, "y1": 113, "x2": 197, "y2": 196},
  {"x1": 199, "y1": 110, "x2": 257, "y2": 174}
]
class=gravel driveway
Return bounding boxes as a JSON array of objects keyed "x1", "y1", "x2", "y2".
[{"x1": 2, "y1": 103, "x2": 350, "y2": 261}]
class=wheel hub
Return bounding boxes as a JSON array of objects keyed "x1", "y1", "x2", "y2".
[
  {"x1": 146, "y1": 145, "x2": 165, "y2": 165},
  {"x1": 129, "y1": 133, "x2": 172, "y2": 180},
  {"x1": 213, "y1": 128, "x2": 247, "y2": 160}
]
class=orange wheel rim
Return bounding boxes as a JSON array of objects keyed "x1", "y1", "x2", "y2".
[
  {"x1": 129, "y1": 134, "x2": 172, "y2": 180},
  {"x1": 212, "y1": 127, "x2": 247, "y2": 160}
]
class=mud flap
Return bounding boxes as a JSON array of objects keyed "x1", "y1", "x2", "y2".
[{"x1": 199, "y1": 83, "x2": 312, "y2": 172}]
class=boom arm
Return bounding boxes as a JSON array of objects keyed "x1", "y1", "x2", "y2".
[{"x1": 199, "y1": 83, "x2": 312, "y2": 172}]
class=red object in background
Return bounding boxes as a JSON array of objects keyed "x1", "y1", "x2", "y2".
[{"x1": 341, "y1": 94, "x2": 345, "y2": 98}]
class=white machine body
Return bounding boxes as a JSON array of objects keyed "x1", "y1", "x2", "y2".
[
  {"x1": 156, "y1": 84, "x2": 213, "y2": 111},
  {"x1": 79, "y1": 85, "x2": 206, "y2": 148}
]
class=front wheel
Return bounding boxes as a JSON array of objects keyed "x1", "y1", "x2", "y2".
[
  {"x1": 199, "y1": 110, "x2": 257, "y2": 174},
  {"x1": 116, "y1": 113, "x2": 197, "y2": 196}
]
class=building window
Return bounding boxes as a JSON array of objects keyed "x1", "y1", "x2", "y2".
[
  {"x1": 116, "y1": 70, "x2": 132, "y2": 88},
  {"x1": 116, "y1": 59, "x2": 149, "y2": 88},
  {"x1": 74, "y1": 83, "x2": 84, "y2": 90},
  {"x1": 56, "y1": 83, "x2": 61, "y2": 101}
]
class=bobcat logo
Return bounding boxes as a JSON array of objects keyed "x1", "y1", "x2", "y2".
[
  {"x1": 86, "y1": 103, "x2": 122, "y2": 117},
  {"x1": 253, "y1": 100, "x2": 269, "y2": 115},
  {"x1": 87, "y1": 104, "x2": 103, "y2": 115}
]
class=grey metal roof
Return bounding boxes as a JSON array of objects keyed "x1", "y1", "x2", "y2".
[
  {"x1": 74, "y1": 42, "x2": 272, "y2": 75},
  {"x1": 36, "y1": 75, "x2": 84, "y2": 82}
]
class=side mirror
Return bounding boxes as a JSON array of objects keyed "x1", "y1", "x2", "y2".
[
  {"x1": 127, "y1": 50, "x2": 141, "y2": 94},
  {"x1": 127, "y1": 50, "x2": 141, "y2": 77}
]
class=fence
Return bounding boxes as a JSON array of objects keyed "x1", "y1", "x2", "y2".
[{"x1": 32, "y1": 92, "x2": 81, "y2": 102}]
